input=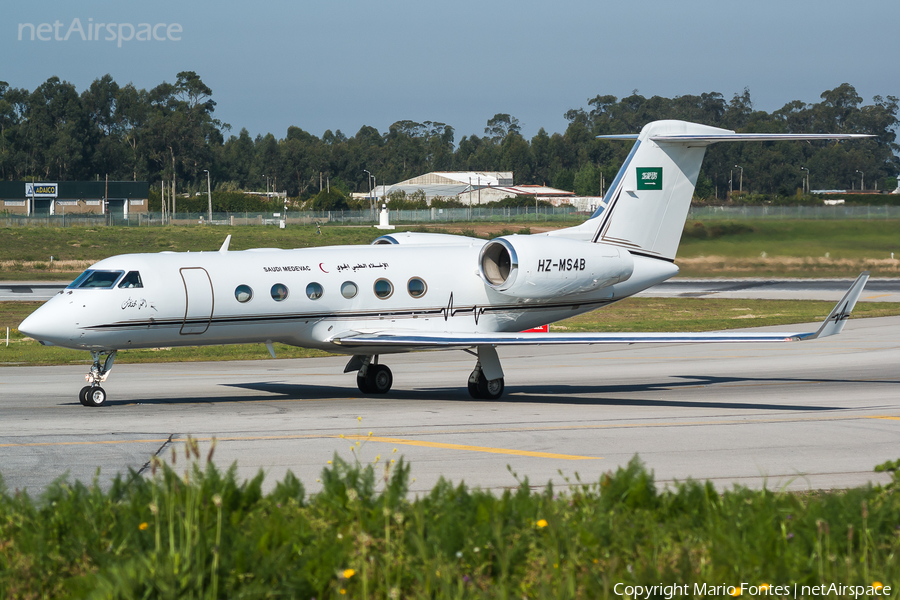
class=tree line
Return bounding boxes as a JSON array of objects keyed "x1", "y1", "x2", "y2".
[{"x1": 1, "y1": 72, "x2": 897, "y2": 209}]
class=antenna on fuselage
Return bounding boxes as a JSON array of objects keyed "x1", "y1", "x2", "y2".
[{"x1": 219, "y1": 235, "x2": 232, "y2": 253}]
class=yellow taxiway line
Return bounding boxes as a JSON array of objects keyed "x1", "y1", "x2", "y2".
[
  {"x1": 2, "y1": 413, "x2": 895, "y2": 454},
  {"x1": 344, "y1": 435, "x2": 602, "y2": 460}
]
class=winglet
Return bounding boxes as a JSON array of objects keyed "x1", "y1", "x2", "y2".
[
  {"x1": 219, "y1": 235, "x2": 232, "y2": 253},
  {"x1": 803, "y1": 272, "x2": 870, "y2": 340}
]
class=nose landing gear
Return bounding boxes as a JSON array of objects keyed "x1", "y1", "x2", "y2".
[{"x1": 79, "y1": 350, "x2": 117, "y2": 407}]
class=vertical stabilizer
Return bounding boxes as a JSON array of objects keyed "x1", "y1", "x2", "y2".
[{"x1": 590, "y1": 120, "x2": 730, "y2": 260}]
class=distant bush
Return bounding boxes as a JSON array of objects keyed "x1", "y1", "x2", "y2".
[{"x1": 683, "y1": 221, "x2": 754, "y2": 239}]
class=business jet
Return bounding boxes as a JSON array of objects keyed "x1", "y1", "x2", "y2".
[{"x1": 19, "y1": 120, "x2": 871, "y2": 407}]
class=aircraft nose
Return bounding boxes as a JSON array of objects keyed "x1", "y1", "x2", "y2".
[{"x1": 19, "y1": 305, "x2": 66, "y2": 346}]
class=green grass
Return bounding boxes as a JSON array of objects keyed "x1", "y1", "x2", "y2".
[
  {"x1": 5, "y1": 299, "x2": 900, "y2": 367},
  {"x1": 678, "y1": 220, "x2": 900, "y2": 260},
  {"x1": 1, "y1": 447, "x2": 898, "y2": 598},
  {"x1": 552, "y1": 298, "x2": 900, "y2": 333},
  {"x1": 2, "y1": 220, "x2": 899, "y2": 280}
]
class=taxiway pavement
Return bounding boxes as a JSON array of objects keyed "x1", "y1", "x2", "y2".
[{"x1": 2, "y1": 316, "x2": 897, "y2": 498}]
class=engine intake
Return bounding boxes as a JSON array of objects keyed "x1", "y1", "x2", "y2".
[{"x1": 478, "y1": 236, "x2": 633, "y2": 299}]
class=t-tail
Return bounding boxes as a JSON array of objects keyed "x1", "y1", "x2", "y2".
[{"x1": 556, "y1": 119, "x2": 870, "y2": 261}]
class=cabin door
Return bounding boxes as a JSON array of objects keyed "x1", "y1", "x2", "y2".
[{"x1": 180, "y1": 267, "x2": 214, "y2": 335}]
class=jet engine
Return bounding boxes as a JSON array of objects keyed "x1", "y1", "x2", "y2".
[{"x1": 479, "y1": 236, "x2": 633, "y2": 299}]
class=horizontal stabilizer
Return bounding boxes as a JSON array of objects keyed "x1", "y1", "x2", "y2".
[
  {"x1": 649, "y1": 133, "x2": 872, "y2": 144},
  {"x1": 597, "y1": 132, "x2": 872, "y2": 145},
  {"x1": 331, "y1": 273, "x2": 869, "y2": 349}
]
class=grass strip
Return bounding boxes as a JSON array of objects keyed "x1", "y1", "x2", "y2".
[
  {"x1": 1, "y1": 447, "x2": 898, "y2": 598},
  {"x1": 2, "y1": 220, "x2": 900, "y2": 279}
]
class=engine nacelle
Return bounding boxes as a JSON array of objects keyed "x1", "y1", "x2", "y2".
[{"x1": 479, "y1": 236, "x2": 633, "y2": 299}]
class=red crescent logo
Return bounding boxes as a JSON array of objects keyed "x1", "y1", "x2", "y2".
[{"x1": 319, "y1": 263, "x2": 328, "y2": 273}]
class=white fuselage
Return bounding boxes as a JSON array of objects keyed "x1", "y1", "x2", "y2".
[{"x1": 22, "y1": 237, "x2": 677, "y2": 355}]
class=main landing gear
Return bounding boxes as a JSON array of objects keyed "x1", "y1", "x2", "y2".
[
  {"x1": 347, "y1": 355, "x2": 393, "y2": 395},
  {"x1": 467, "y1": 345, "x2": 505, "y2": 400},
  {"x1": 345, "y1": 345, "x2": 506, "y2": 399},
  {"x1": 79, "y1": 350, "x2": 117, "y2": 407}
]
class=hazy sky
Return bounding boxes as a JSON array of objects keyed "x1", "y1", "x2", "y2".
[{"x1": 5, "y1": 0, "x2": 899, "y2": 141}]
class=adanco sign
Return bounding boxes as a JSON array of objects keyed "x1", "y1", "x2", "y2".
[{"x1": 25, "y1": 183, "x2": 58, "y2": 198}]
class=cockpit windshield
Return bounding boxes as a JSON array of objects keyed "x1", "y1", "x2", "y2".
[{"x1": 67, "y1": 270, "x2": 125, "y2": 289}]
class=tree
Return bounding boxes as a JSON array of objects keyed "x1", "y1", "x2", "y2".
[{"x1": 484, "y1": 113, "x2": 521, "y2": 143}]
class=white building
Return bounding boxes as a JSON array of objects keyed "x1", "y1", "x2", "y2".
[{"x1": 370, "y1": 171, "x2": 596, "y2": 210}]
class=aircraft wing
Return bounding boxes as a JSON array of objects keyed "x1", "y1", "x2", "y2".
[{"x1": 332, "y1": 272, "x2": 869, "y2": 349}]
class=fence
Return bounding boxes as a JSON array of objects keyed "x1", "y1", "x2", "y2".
[
  {"x1": 0, "y1": 206, "x2": 585, "y2": 227},
  {"x1": 686, "y1": 205, "x2": 900, "y2": 220},
  {"x1": 3, "y1": 204, "x2": 900, "y2": 227}
]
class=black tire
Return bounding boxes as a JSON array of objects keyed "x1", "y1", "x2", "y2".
[
  {"x1": 468, "y1": 380, "x2": 480, "y2": 399},
  {"x1": 368, "y1": 364, "x2": 393, "y2": 394},
  {"x1": 357, "y1": 372, "x2": 372, "y2": 394},
  {"x1": 476, "y1": 374, "x2": 505, "y2": 400},
  {"x1": 79, "y1": 386, "x2": 92, "y2": 406},
  {"x1": 84, "y1": 386, "x2": 107, "y2": 407}
]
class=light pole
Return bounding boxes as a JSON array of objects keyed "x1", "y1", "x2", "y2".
[
  {"x1": 363, "y1": 169, "x2": 373, "y2": 215},
  {"x1": 263, "y1": 175, "x2": 271, "y2": 198},
  {"x1": 203, "y1": 169, "x2": 212, "y2": 222},
  {"x1": 855, "y1": 170, "x2": 864, "y2": 191},
  {"x1": 734, "y1": 165, "x2": 744, "y2": 193},
  {"x1": 800, "y1": 167, "x2": 809, "y2": 194}
]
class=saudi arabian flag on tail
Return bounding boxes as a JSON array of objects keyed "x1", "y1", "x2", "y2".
[{"x1": 636, "y1": 167, "x2": 662, "y2": 191}]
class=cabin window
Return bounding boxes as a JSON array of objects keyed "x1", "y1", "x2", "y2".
[
  {"x1": 341, "y1": 281, "x2": 358, "y2": 299},
  {"x1": 235, "y1": 285, "x2": 253, "y2": 303},
  {"x1": 118, "y1": 271, "x2": 144, "y2": 289},
  {"x1": 271, "y1": 283, "x2": 289, "y2": 302},
  {"x1": 70, "y1": 270, "x2": 125, "y2": 289},
  {"x1": 306, "y1": 282, "x2": 324, "y2": 300},
  {"x1": 407, "y1": 277, "x2": 427, "y2": 298},
  {"x1": 373, "y1": 278, "x2": 393, "y2": 299}
]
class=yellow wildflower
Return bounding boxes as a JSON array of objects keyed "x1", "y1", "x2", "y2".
[
  {"x1": 873, "y1": 583, "x2": 884, "y2": 593},
  {"x1": 536, "y1": 519, "x2": 548, "y2": 528},
  {"x1": 343, "y1": 569, "x2": 355, "y2": 579},
  {"x1": 138, "y1": 522, "x2": 149, "y2": 531},
  {"x1": 730, "y1": 586, "x2": 742, "y2": 596}
]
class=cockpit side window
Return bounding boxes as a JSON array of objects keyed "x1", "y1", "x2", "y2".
[
  {"x1": 72, "y1": 270, "x2": 125, "y2": 289},
  {"x1": 118, "y1": 271, "x2": 143, "y2": 289}
]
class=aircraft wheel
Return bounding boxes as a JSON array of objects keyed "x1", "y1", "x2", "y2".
[
  {"x1": 79, "y1": 386, "x2": 92, "y2": 406},
  {"x1": 467, "y1": 380, "x2": 480, "y2": 399},
  {"x1": 368, "y1": 365, "x2": 393, "y2": 394},
  {"x1": 356, "y1": 372, "x2": 372, "y2": 394},
  {"x1": 84, "y1": 386, "x2": 107, "y2": 407},
  {"x1": 477, "y1": 374, "x2": 505, "y2": 400}
]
